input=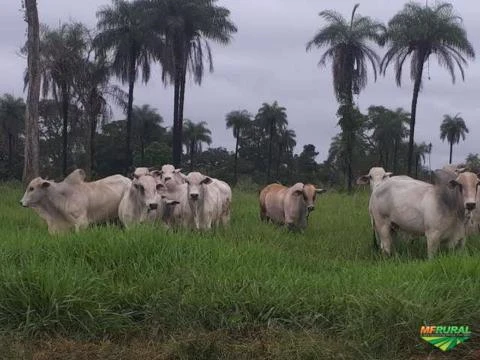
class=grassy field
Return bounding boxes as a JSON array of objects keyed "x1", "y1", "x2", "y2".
[{"x1": 0, "y1": 182, "x2": 479, "y2": 359}]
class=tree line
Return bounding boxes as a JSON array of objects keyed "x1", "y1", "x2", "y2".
[{"x1": 16, "y1": 0, "x2": 476, "y2": 189}]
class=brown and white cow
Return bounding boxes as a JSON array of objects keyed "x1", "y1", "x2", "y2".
[
  {"x1": 369, "y1": 169, "x2": 479, "y2": 258},
  {"x1": 20, "y1": 169, "x2": 131, "y2": 233},
  {"x1": 259, "y1": 183, "x2": 326, "y2": 230}
]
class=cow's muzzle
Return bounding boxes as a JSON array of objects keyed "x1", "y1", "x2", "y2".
[
  {"x1": 190, "y1": 193, "x2": 199, "y2": 200},
  {"x1": 148, "y1": 203, "x2": 158, "y2": 210},
  {"x1": 307, "y1": 205, "x2": 315, "y2": 212},
  {"x1": 466, "y1": 202, "x2": 476, "y2": 211}
]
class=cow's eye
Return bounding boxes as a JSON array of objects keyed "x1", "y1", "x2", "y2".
[{"x1": 29, "y1": 187, "x2": 34, "y2": 192}]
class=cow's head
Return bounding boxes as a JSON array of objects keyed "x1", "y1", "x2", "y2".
[
  {"x1": 133, "y1": 167, "x2": 150, "y2": 179},
  {"x1": 185, "y1": 172, "x2": 212, "y2": 202},
  {"x1": 291, "y1": 183, "x2": 326, "y2": 213},
  {"x1": 160, "y1": 164, "x2": 184, "y2": 184},
  {"x1": 299, "y1": 184, "x2": 326, "y2": 212},
  {"x1": 448, "y1": 171, "x2": 480, "y2": 212},
  {"x1": 132, "y1": 174, "x2": 159, "y2": 211},
  {"x1": 356, "y1": 167, "x2": 392, "y2": 189},
  {"x1": 20, "y1": 177, "x2": 51, "y2": 207}
]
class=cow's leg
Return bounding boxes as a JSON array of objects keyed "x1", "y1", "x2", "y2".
[
  {"x1": 425, "y1": 231, "x2": 441, "y2": 259},
  {"x1": 378, "y1": 222, "x2": 393, "y2": 256}
]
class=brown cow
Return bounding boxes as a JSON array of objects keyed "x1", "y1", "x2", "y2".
[{"x1": 259, "y1": 183, "x2": 326, "y2": 230}]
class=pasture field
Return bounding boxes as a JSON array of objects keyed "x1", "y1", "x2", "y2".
[{"x1": 0, "y1": 182, "x2": 479, "y2": 359}]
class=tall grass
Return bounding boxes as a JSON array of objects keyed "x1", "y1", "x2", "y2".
[{"x1": 1, "y1": 183, "x2": 479, "y2": 359}]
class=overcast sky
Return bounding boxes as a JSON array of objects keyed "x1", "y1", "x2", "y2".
[{"x1": 2, "y1": 0, "x2": 480, "y2": 170}]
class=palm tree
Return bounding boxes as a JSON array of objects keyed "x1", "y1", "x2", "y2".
[
  {"x1": 381, "y1": 2, "x2": 475, "y2": 176},
  {"x1": 94, "y1": 0, "x2": 160, "y2": 172},
  {"x1": 132, "y1": 104, "x2": 164, "y2": 165},
  {"x1": 0, "y1": 95, "x2": 26, "y2": 175},
  {"x1": 149, "y1": 0, "x2": 237, "y2": 168},
  {"x1": 73, "y1": 55, "x2": 127, "y2": 177},
  {"x1": 23, "y1": 0, "x2": 41, "y2": 184},
  {"x1": 255, "y1": 101, "x2": 288, "y2": 182},
  {"x1": 440, "y1": 113, "x2": 469, "y2": 164},
  {"x1": 307, "y1": 4, "x2": 384, "y2": 190},
  {"x1": 277, "y1": 128, "x2": 296, "y2": 179},
  {"x1": 36, "y1": 22, "x2": 88, "y2": 176},
  {"x1": 225, "y1": 110, "x2": 251, "y2": 184},
  {"x1": 182, "y1": 119, "x2": 212, "y2": 171}
]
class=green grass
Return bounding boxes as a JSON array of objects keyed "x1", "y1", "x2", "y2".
[{"x1": 1, "y1": 182, "x2": 479, "y2": 359}]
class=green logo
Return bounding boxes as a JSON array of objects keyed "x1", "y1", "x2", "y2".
[{"x1": 420, "y1": 325, "x2": 471, "y2": 351}]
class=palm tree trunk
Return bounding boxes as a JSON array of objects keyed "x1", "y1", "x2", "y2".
[
  {"x1": 415, "y1": 155, "x2": 419, "y2": 179},
  {"x1": 408, "y1": 58, "x2": 425, "y2": 177},
  {"x1": 449, "y1": 142, "x2": 453, "y2": 164},
  {"x1": 172, "y1": 65, "x2": 183, "y2": 167},
  {"x1": 175, "y1": 55, "x2": 188, "y2": 168},
  {"x1": 126, "y1": 51, "x2": 136, "y2": 172},
  {"x1": 61, "y1": 84, "x2": 69, "y2": 176},
  {"x1": 23, "y1": 0, "x2": 40, "y2": 185},
  {"x1": 234, "y1": 135, "x2": 239, "y2": 185}
]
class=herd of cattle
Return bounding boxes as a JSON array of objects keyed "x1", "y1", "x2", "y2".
[{"x1": 18, "y1": 162, "x2": 480, "y2": 259}]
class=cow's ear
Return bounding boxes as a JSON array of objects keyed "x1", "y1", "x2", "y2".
[
  {"x1": 316, "y1": 188, "x2": 326, "y2": 194},
  {"x1": 201, "y1": 177, "x2": 213, "y2": 185},
  {"x1": 166, "y1": 199, "x2": 180, "y2": 206},
  {"x1": 448, "y1": 179, "x2": 459, "y2": 189},
  {"x1": 151, "y1": 170, "x2": 161, "y2": 177},
  {"x1": 383, "y1": 172, "x2": 393, "y2": 179},
  {"x1": 174, "y1": 168, "x2": 182, "y2": 173},
  {"x1": 41, "y1": 181, "x2": 50, "y2": 188},
  {"x1": 293, "y1": 189, "x2": 303, "y2": 196},
  {"x1": 356, "y1": 175, "x2": 370, "y2": 185},
  {"x1": 156, "y1": 183, "x2": 164, "y2": 190}
]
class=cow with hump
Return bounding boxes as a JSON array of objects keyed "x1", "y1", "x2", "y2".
[
  {"x1": 369, "y1": 169, "x2": 479, "y2": 259},
  {"x1": 259, "y1": 182, "x2": 326, "y2": 230},
  {"x1": 20, "y1": 169, "x2": 131, "y2": 234}
]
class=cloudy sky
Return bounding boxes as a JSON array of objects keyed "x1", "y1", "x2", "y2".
[{"x1": 2, "y1": 0, "x2": 480, "y2": 169}]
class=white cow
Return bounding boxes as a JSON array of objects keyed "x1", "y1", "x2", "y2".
[
  {"x1": 369, "y1": 170, "x2": 479, "y2": 258},
  {"x1": 156, "y1": 182, "x2": 192, "y2": 228},
  {"x1": 118, "y1": 174, "x2": 162, "y2": 228},
  {"x1": 184, "y1": 172, "x2": 225, "y2": 230},
  {"x1": 20, "y1": 169, "x2": 131, "y2": 234}
]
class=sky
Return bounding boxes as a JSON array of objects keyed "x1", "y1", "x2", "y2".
[{"x1": 2, "y1": 0, "x2": 480, "y2": 170}]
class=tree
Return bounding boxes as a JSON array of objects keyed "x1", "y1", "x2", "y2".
[
  {"x1": 225, "y1": 110, "x2": 251, "y2": 184},
  {"x1": 23, "y1": 0, "x2": 41, "y2": 184},
  {"x1": 0, "y1": 95, "x2": 26, "y2": 176},
  {"x1": 150, "y1": 0, "x2": 237, "y2": 167},
  {"x1": 277, "y1": 128, "x2": 296, "y2": 179},
  {"x1": 74, "y1": 55, "x2": 126, "y2": 177},
  {"x1": 94, "y1": 0, "x2": 159, "y2": 172},
  {"x1": 182, "y1": 119, "x2": 212, "y2": 171},
  {"x1": 381, "y1": 2, "x2": 475, "y2": 176},
  {"x1": 307, "y1": 4, "x2": 384, "y2": 190},
  {"x1": 132, "y1": 104, "x2": 165, "y2": 165},
  {"x1": 36, "y1": 22, "x2": 88, "y2": 176},
  {"x1": 255, "y1": 101, "x2": 288, "y2": 182},
  {"x1": 465, "y1": 153, "x2": 480, "y2": 173},
  {"x1": 440, "y1": 113, "x2": 469, "y2": 164},
  {"x1": 367, "y1": 106, "x2": 409, "y2": 171},
  {"x1": 414, "y1": 142, "x2": 430, "y2": 179}
]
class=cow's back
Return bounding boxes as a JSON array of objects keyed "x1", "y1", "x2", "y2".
[{"x1": 84, "y1": 175, "x2": 131, "y2": 222}]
